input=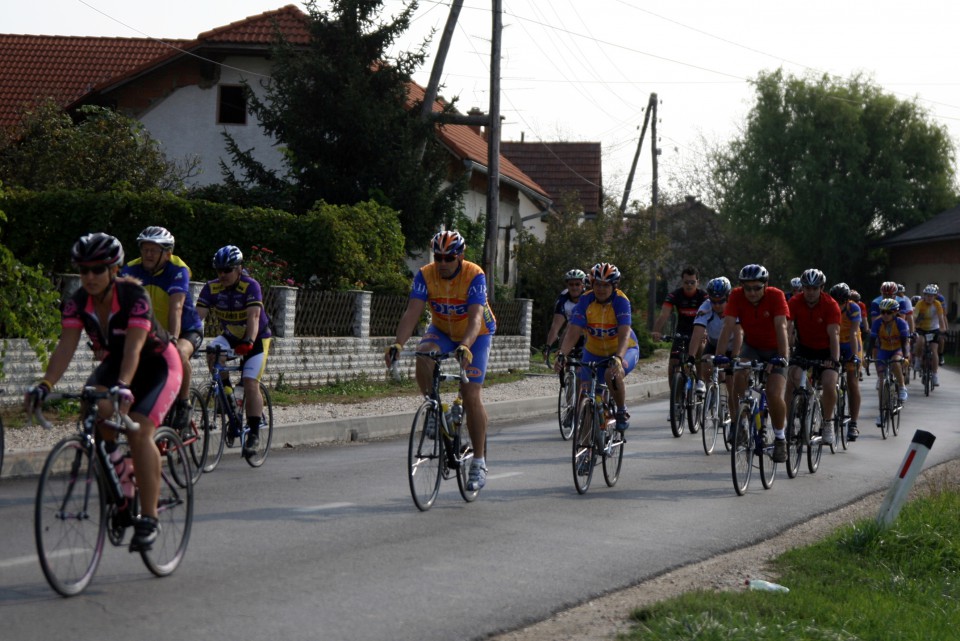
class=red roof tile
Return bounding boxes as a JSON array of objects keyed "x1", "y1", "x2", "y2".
[{"x1": 500, "y1": 141, "x2": 602, "y2": 215}]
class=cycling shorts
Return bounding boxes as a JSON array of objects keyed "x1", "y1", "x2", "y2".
[
  {"x1": 739, "y1": 343, "x2": 786, "y2": 378},
  {"x1": 579, "y1": 345, "x2": 640, "y2": 383},
  {"x1": 89, "y1": 342, "x2": 182, "y2": 426},
  {"x1": 208, "y1": 334, "x2": 271, "y2": 382},
  {"x1": 179, "y1": 329, "x2": 203, "y2": 353},
  {"x1": 875, "y1": 348, "x2": 903, "y2": 372},
  {"x1": 418, "y1": 327, "x2": 492, "y2": 385}
]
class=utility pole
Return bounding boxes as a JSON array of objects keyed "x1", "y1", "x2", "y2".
[
  {"x1": 417, "y1": 0, "x2": 464, "y2": 161},
  {"x1": 648, "y1": 94, "x2": 659, "y2": 331},
  {"x1": 483, "y1": 0, "x2": 502, "y2": 300},
  {"x1": 620, "y1": 93, "x2": 657, "y2": 214}
]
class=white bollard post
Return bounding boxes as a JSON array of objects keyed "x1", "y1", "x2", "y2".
[{"x1": 876, "y1": 430, "x2": 936, "y2": 528}]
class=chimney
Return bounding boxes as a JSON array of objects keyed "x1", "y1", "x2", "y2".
[{"x1": 467, "y1": 107, "x2": 485, "y2": 138}]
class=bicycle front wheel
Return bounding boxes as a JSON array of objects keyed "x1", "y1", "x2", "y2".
[
  {"x1": 558, "y1": 370, "x2": 577, "y2": 441},
  {"x1": 35, "y1": 436, "x2": 106, "y2": 597},
  {"x1": 408, "y1": 401, "x2": 443, "y2": 511},
  {"x1": 759, "y1": 426, "x2": 778, "y2": 490},
  {"x1": 806, "y1": 396, "x2": 823, "y2": 473},
  {"x1": 602, "y1": 428, "x2": 624, "y2": 487},
  {"x1": 834, "y1": 384, "x2": 847, "y2": 452},
  {"x1": 785, "y1": 393, "x2": 804, "y2": 479},
  {"x1": 879, "y1": 381, "x2": 890, "y2": 440},
  {"x1": 454, "y1": 411, "x2": 481, "y2": 503},
  {"x1": 701, "y1": 384, "x2": 720, "y2": 455},
  {"x1": 183, "y1": 387, "x2": 208, "y2": 483},
  {"x1": 572, "y1": 400, "x2": 596, "y2": 494},
  {"x1": 890, "y1": 393, "x2": 901, "y2": 437},
  {"x1": 687, "y1": 384, "x2": 703, "y2": 434},
  {"x1": 731, "y1": 407, "x2": 753, "y2": 496},
  {"x1": 669, "y1": 372, "x2": 686, "y2": 437},
  {"x1": 244, "y1": 382, "x2": 274, "y2": 468},
  {"x1": 143, "y1": 427, "x2": 194, "y2": 577},
  {"x1": 203, "y1": 385, "x2": 228, "y2": 472}
]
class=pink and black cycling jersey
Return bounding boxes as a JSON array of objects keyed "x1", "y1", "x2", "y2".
[{"x1": 61, "y1": 277, "x2": 172, "y2": 361}]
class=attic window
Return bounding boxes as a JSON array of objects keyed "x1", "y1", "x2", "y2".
[{"x1": 218, "y1": 85, "x2": 246, "y2": 125}]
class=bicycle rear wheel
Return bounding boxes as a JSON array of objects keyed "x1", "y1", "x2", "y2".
[
  {"x1": 602, "y1": 428, "x2": 624, "y2": 487},
  {"x1": 408, "y1": 401, "x2": 443, "y2": 511},
  {"x1": 203, "y1": 385, "x2": 228, "y2": 472},
  {"x1": 558, "y1": 370, "x2": 577, "y2": 441},
  {"x1": 572, "y1": 400, "x2": 596, "y2": 494},
  {"x1": 35, "y1": 436, "x2": 106, "y2": 596},
  {"x1": 182, "y1": 387, "x2": 208, "y2": 483},
  {"x1": 143, "y1": 427, "x2": 194, "y2": 577},
  {"x1": 731, "y1": 406, "x2": 753, "y2": 496},
  {"x1": 244, "y1": 382, "x2": 274, "y2": 468},
  {"x1": 806, "y1": 396, "x2": 823, "y2": 474},
  {"x1": 669, "y1": 372, "x2": 686, "y2": 437},
  {"x1": 701, "y1": 384, "x2": 720, "y2": 455},
  {"x1": 785, "y1": 393, "x2": 804, "y2": 479}
]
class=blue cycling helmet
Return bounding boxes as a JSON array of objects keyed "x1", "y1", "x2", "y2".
[
  {"x1": 213, "y1": 245, "x2": 243, "y2": 269},
  {"x1": 705, "y1": 276, "x2": 732, "y2": 298}
]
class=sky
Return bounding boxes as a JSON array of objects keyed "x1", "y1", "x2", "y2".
[{"x1": 6, "y1": 0, "x2": 960, "y2": 206}]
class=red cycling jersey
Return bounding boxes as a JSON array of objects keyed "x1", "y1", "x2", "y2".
[
  {"x1": 788, "y1": 292, "x2": 841, "y2": 351},
  {"x1": 725, "y1": 285, "x2": 789, "y2": 351}
]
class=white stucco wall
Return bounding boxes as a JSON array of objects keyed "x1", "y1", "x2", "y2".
[{"x1": 138, "y1": 56, "x2": 285, "y2": 186}]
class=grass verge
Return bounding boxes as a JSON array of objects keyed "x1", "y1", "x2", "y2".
[{"x1": 623, "y1": 469, "x2": 960, "y2": 640}]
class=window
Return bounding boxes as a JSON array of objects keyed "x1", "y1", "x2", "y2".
[{"x1": 218, "y1": 85, "x2": 246, "y2": 125}]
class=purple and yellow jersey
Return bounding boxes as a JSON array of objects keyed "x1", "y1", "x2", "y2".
[
  {"x1": 870, "y1": 316, "x2": 909, "y2": 352},
  {"x1": 569, "y1": 290, "x2": 638, "y2": 357},
  {"x1": 411, "y1": 260, "x2": 496, "y2": 342},
  {"x1": 196, "y1": 272, "x2": 272, "y2": 341}
]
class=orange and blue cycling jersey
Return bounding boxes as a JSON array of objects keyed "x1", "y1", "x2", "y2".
[
  {"x1": 870, "y1": 316, "x2": 909, "y2": 352},
  {"x1": 569, "y1": 290, "x2": 638, "y2": 358},
  {"x1": 838, "y1": 300, "x2": 862, "y2": 361},
  {"x1": 410, "y1": 260, "x2": 496, "y2": 342},
  {"x1": 914, "y1": 299, "x2": 945, "y2": 332}
]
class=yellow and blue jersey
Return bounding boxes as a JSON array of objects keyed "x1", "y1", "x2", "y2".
[
  {"x1": 121, "y1": 255, "x2": 203, "y2": 333},
  {"x1": 569, "y1": 290, "x2": 638, "y2": 357},
  {"x1": 411, "y1": 260, "x2": 496, "y2": 342}
]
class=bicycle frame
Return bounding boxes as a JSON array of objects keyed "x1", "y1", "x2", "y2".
[
  {"x1": 730, "y1": 360, "x2": 778, "y2": 495},
  {"x1": 565, "y1": 355, "x2": 624, "y2": 494}
]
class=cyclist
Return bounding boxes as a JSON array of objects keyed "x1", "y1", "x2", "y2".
[
  {"x1": 196, "y1": 245, "x2": 272, "y2": 457},
  {"x1": 25, "y1": 233, "x2": 182, "y2": 551},
  {"x1": 870, "y1": 281, "x2": 914, "y2": 333},
  {"x1": 651, "y1": 266, "x2": 708, "y2": 384},
  {"x1": 554, "y1": 262, "x2": 640, "y2": 432},
  {"x1": 715, "y1": 264, "x2": 790, "y2": 462},
  {"x1": 867, "y1": 297, "x2": 910, "y2": 427},
  {"x1": 121, "y1": 226, "x2": 204, "y2": 431},
  {"x1": 387, "y1": 230, "x2": 496, "y2": 492},
  {"x1": 685, "y1": 276, "x2": 738, "y2": 405},
  {"x1": 544, "y1": 268, "x2": 588, "y2": 357},
  {"x1": 786, "y1": 276, "x2": 803, "y2": 301},
  {"x1": 830, "y1": 282, "x2": 864, "y2": 441},
  {"x1": 785, "y1": 269, "x2": 841, "y2": 445},
  {"x1": 914, "y1": 284, "x2": 947, "y2": 387}
]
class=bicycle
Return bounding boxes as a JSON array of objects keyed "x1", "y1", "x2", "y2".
[
  {"x1": 163, "y1": 381, "x2": 209, "y2": 484},
  {"x1": 867, "y1": 357, "x2": 902, "y2": 440},
  {"x1": 202, "y1": 345, "x2": 274, "y2": 471},
  {"x1": 730, "y1": 360, "x2": 779, "y2": 495},
  {"x1": 395, "y1": 349, "x2": 480, "y2": 511},
  {"x1": 30, "y1": 387, "x2": 193, "y2": 597},
  {"x1": 831, "y1": 356, "x2": 857, "y2": 452},
  {"x1": 669, "y1": 334, "x2": 701, "y2": 437},
  {"x1": 699, "y1": 356, "x2": 731, "y2": 455},
  {"x1": 566, "y1": 355, "x2": 625, "y2": 494},
  {"x1": 544, "y1": 346, "x2": 581, "y2": 441},
  {"x1": 918, "y1": 331, "x2": 938, "y2": 397},
  {"x1": 784, "y1": 356, "x2": 825, "y2": 478}
]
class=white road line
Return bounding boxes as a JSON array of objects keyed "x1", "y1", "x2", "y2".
[
  {"x1": 292, "y1": 502, "x2": 354, "y2": 513},
  {"x1": 0, "y1": 548, "x2": 87, "y2": 569}
]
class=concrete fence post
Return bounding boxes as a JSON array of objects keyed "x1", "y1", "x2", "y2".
[
  {"x1": 270, "y1": 286, "x2": 298, "y2": 338},
  {"x1": 352, "y1": 290, "x2": 372, "y2": 338}
]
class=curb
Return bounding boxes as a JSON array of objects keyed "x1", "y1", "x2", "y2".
[{"x1": 1, "y1": 379, "x2": 670, "y2": 479}]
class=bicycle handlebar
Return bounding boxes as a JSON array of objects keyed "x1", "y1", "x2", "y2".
[{"x1": 28, "y1": 387, "x2": 140, "y2": 433}]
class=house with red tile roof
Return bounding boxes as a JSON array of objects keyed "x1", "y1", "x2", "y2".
[{"x1": 0, "y1": 4, "x2": 550, "y2": 285}]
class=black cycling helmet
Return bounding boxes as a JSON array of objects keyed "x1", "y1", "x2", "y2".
[
  {"x1": 71, "y1": 232, "x2": 124, "y2": 267},
  {"x1": 829, "y1": 282, "x2": 850, "y2": 303},
  {"x1": 213, "y1": 245, "x2": 243, "y2": 269},
  {"x1": 800, "y1": 268, "x2": 826, "y2": 288},
  {"x1": 136, "y1": 226, "x2": 175, "y2": 250},
  {"x1": 738, "y1": 264, "x2": 768, "y2": 283}
]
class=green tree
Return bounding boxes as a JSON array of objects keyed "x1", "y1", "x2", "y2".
[
  {"x1": 0, "y1": 196, "x2": 60, "y2": 378},
  {"x1": 225, "y1": 0, "x2": 464, "y2": 251},
  {"x1": 712, "y1": 69, "x2": 958, "y2": 287},
  {"x1": 0, "y1": 100, "x2": 194, "y2": 192}
]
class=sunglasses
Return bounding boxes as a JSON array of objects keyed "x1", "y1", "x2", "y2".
[
  {"x1": 742, "y1": 285, "x2": 764, "y2": 293},
  {"x1": 433, "y1": 254, "x2": 459, "y2": 263},
  {"x1": 79, "y1": 265, "x2": 108, "y2": 275},
  {"x1": 683, "y1": 280, "x2": 698, "y2": 286},
  {"x1": 881, "y1": 310, "x2": 895, "y2": 315},
  {"x1": 217, "y1": 267, "x2": 236, "y2": 274},
  {"x1": 710, "y1": 297, "x2": 727, "y2": 304}
]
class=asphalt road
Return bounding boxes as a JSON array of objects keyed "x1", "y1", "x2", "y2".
[{"x1": 1, "y1": 367, "x2": 958, "y2": 641}]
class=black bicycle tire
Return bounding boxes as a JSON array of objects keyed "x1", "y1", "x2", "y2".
[
  {"x1": 806, "y1": 395, "x2": 823, "y2": 474},
  {"x1": 142, "y1": 427, "x2": 194, "y2": 577},
  {"x1": 669, "y1": 372, "x2": 686, "y2": 438},
  {"x1": 731, "y1": 406, "x2": 753, "y2": 496},
  {"x1": 183, "y1": 387, "x2": 208, "y2": 483},
  {"x1": 834, "y1": 380, "x2": 847, "y2": 451},
  {"x1": 558, "y1": 370, "x2": 577, "y2": 441},
  {"x1": 35, "y1": 435, "x2": 106, "y2": 596},
  {"x1": 572, "y1": 399, "x2": 596, "y2": 494},
  {"x1": 455, "y1": 410, "x2": 480, "y2": 503},
  {"x1": 602, "y1": 426, "x2": 624, "y2": 487},
  {"x1": 701, "y1": 384, "x2": 720, "y2": 455},
  {"x1": 408, "y1": 401, "x2": 443, "y2": 511},
  {"x1": 879, "y1": 379, "x2": 890, "y2": 440},
  {"x1": 785, "y1": 393, "x2": 803, "y2": 479},
  {"x1": 758, "y1": 420, "x2": 777, "y2": 490},
  {"x1": 890, "y1": 392, "x2": 901, "y2": 437},
  {"x1": 687, "y1": 379, "x2": 702, "y2": 434},
  {"x1": 202, "y1": 385, "x2": 228, "y2": 472},
  {"x1": 244, "y1": 382, "x2": 274, "y2": 468}
]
